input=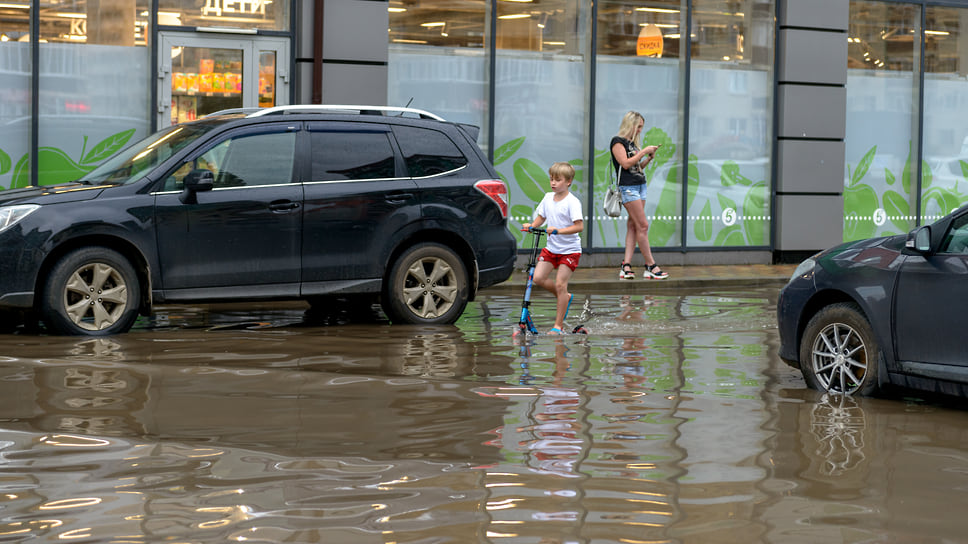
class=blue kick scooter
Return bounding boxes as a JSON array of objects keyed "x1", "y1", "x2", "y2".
[{"x1": 514, "y1": 227, "x2": 588, "y2": 337}]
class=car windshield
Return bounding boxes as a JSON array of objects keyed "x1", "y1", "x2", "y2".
[{"x1": 80, "y1": 123, "x2": 218, "y2": 185}]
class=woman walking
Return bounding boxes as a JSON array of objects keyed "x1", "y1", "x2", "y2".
[{"x1": 610, "y1": 110, "x2": 668, "y2": 280}]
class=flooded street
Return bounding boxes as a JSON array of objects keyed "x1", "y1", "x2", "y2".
[{"x1": 1, "y1": 288, "x2": 967, "y2": 543}]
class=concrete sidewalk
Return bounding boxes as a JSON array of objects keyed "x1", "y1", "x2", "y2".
[{"x1": 483, "y1": 263, "x2": 798, "y2": 294}]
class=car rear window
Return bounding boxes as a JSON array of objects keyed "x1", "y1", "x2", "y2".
[
  {"x1": 310, "y1": 130, "x2": 396, "y2": 181},
  {"x1": 392, "y1": 126, "x2": 467, "y2": 177}
]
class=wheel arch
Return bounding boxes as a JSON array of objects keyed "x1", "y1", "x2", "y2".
[
  {"x1": 795, "y1": 289, "x2": 893, "y2": 373},
  {"x1": 35, "y1": 235, "x2": 152, "y2": 316},
  {"x1": 383, "y1": 228, "x2": 479, "y2": 300}
]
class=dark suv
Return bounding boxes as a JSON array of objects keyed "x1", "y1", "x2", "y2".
[{"x1": 0, "y1": 105, "x2": 516, "y2": 335}]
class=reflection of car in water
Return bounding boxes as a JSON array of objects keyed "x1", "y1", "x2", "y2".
[{"x1": 777, "y1": 203, "x2": 968, "y2": 397}]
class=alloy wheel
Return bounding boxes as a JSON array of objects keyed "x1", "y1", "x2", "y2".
[
  {"x1": 809, "y1": 322, "x2": 869, "y2": 395},
  {"x1": 63, "y1": 262, "x2": 129, "y2": 331},
  {"x1": 401, "y1": 256, "x2": 458, "y2": 319}
]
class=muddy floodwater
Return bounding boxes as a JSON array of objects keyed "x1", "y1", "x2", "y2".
[{"x1": 0, "y1": 288, "x2": 967, "y2": 543}]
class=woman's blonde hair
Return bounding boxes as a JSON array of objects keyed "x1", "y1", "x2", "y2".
[
  {"x1": 616, "y1": 111, "x2": 644, "y2": 141},
  {"x1": 548, "y1": 161, "x2": 575, "y2": 182}
]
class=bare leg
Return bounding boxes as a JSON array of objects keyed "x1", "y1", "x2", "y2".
[
  {"x1": 551, "y1": 265, "x2": 574, "y2": 331},
  {"x1": 534, "y1": 261, "x2": 572, "y2": 331},
  {"x1": 623, "y1": 198, "x2": 657, "y2": 266}
]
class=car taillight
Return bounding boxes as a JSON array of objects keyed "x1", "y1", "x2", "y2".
[{"x1": 474, "y1": 179, "x2": 509, "y2": 219}]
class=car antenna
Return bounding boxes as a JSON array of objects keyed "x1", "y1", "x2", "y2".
[{"x1": 396, "y1": 97, "x2": 414, "y2": 115}]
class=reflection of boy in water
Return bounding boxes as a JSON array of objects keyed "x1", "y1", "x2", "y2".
[{"x1": 520, "y1": 340, "x2": 583, "y2": 478}]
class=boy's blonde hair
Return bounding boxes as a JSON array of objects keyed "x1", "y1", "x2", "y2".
[
  {"x1": 548, "y1": 161, "x2": 575, "y2": 182},
  {"x1": 616, "y1": 110, "x2": 645, "y2": 141}
]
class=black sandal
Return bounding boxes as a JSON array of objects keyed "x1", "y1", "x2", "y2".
[
  {"x1": 620, "y1": 262, "x2": 634, "y2": 280},
  {"x1": 644, "y1": 263, "x2": 669, "y2": 280}
]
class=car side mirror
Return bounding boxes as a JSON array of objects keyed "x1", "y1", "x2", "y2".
[
  {"x1": 904, "y1": 225, "x2": 932, "y2": 255},
  {"x1": 179, "y1": 169, "x2": 214, "y2": 204}
]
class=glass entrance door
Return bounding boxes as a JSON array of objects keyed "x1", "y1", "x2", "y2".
[{"x1": 158, "y1": 33, "x2": 289, "y2": 127}]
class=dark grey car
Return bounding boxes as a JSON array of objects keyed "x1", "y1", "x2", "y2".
[
  {"x1": 0, "y1": 105, "x2": 516, "y2": 335},
  {"x1": 777, "y1": 203, "x2": 968, "y2": 397}
]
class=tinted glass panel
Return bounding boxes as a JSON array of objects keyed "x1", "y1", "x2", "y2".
[
  {"x1": 310, "y1": 131, "x2": 396, "y2": 181},
  {"x1": 393, "y1": 126, "x2": 466, "y2": 177},
  {"x1": 213, "y1": 131, "x2": 295, "y2": 187},
  {"x1": 164, "y1": 128, "x2": 295, "y2": 190},
  {"x1": 942, "y1": 215, "x2": 968, "y2": 254}
]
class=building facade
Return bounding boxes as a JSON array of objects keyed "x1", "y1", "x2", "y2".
[{"x1": 1, "y1": 0, "x2": 966, "y2": 264}]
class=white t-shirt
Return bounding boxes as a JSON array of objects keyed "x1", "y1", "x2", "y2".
[{"x1": 534, "y1": 191, "x2": 583, "y2": 255}]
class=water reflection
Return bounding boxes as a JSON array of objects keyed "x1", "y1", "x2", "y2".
[{"x1": 0, "y1": 290, "x2": 965, "y2": 542}]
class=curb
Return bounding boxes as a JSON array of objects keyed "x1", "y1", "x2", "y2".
[{"x1": 482, "y1": 269, "x2": 793, "y2": 295}]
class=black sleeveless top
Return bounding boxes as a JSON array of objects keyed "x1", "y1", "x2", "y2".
[{"x1": 610, "y1": 136, "x2": 646, "y2": 186}]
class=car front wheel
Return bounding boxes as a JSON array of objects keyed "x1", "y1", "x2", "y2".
[
  {"x1": 799, "y1": 302, "x2": 881, "y2": 396},
  {"x1": 383, "y1": 243, "x2": 468, "y2": 325},
  {"x1": 42, "y1": 247, "x2": 141, "y2": 336}
]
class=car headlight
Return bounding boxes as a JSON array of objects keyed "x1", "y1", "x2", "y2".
[
  {"x1": 0, "y1": 204, "x2": 40, "y2": 234},
  {"x1": 790, "y1": 256, "x2": 817, "y2": 283}
]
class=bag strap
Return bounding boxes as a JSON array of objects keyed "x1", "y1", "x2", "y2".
[{"x1": 609, "y1": 150, "x2": 621, "y2": 187}]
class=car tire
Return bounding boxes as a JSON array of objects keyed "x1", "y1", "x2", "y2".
[
  {"x1": 41, "y1": 247, "x2": 141, "y2": 336},
  {"x1": 383, "y1": 243, "x2": 468, "y2": 325},
  {"x1": 799, "y1": 302, "x2": 881, "y2": 396}
]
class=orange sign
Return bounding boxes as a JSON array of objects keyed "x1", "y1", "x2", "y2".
[{"x1": 637, "y1": 24, "x2": 663, "y2": 57}]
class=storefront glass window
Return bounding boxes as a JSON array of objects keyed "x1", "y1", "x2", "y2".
[
  {"x1": 687, "y1": 0, "x2": 773, "y2": 248},
  {"x1": 387, "y1": 0, "x2": 488, "y2": 131},
  {"x1": 0, "y1": 0, "x2": 31, "y2": 190},
  {"x1": 493, "y1": 0, "x2": 588, "y2": 244},
  {"x1": 844, "y1": 1, "x2": 919, "y2": 241},
  {"x1": 31, "y1": 0, "x2": 150, "y2": 186},
  {"x1": 594, "y1": 0, "x2": 683, "y2": 250},
  {"x1": 158, "y1": 0, "x2": 289, "y2": 31},
  {"x1": 922, "y1": 5, "x2": 968, "y2": 222}
]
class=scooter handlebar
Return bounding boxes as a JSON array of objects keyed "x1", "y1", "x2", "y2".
[{"x1": 521, "y1": 227, "x2": 557, "y2": 235}]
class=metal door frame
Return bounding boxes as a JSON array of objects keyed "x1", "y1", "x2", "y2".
[{"x1": 157, "y1": 32, "x2": 289, "y2": 128}]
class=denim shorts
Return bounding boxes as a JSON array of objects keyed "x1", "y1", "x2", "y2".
[{"x1": 620, "y1": 183, "x2": 647, "y2": 204}]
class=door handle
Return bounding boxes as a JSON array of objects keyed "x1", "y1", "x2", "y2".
[
  {"x1": 269, "y1": 200, "x2": 300, "y2": 212},
  {"x1": 385, "y1": 192, "x2": 414, "y2": 204}
]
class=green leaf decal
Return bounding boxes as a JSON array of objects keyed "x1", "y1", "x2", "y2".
[
  {"x1": 511, "y1": 204, "x2": 533, "y2": 220},
  {"x1": 513, "y1": 157, "x2": 549, "y2": 203},
  {"x1": 721, "y1": 161, "x2": 750, "y2": 186},
  {"x1": 714, "y1": 225, "x2": 745, "y2": 246},
  {"x1": 902, "y1": 145, "x2": 912, "y2": 194},
  {"x1": 696, "y1": 200, "x2": 712, "y2": 242},
  {"x1": 493, "y1": 137, "x2": 525, "y2": 166},
  {"x1": 885, "y1": 168, "x2": 895, "y2": 186},
  {"x1": 922, "y1": 187, "x2": 960, "y2": 218},
  {"x1": 0, "y1": 149, "x2": 10, "y2": 176},
  {"x1": 82, "y1": 129, "x2": 136, "y2": 165},
  {"x1": 851, "y1": 146, "x2": 876, "y2": 187},
  {"x1": 649, "y1": 164, "x2": 680, "y2": 246},
  {"x1": 921, "y1": 159, "x2": 932, "y2": 190},
  {"x1": 882, "y1": 190, "x2": 909, "y2": 232},
  {"x1": 686, "y1": 154, "x2": 699, "y2": 210},
  {"x1": 716, "y1": 192, "x2": 737, "y2": 213},
  {"x1": 843, "y1": 181, "x2": 878, "y2": 241},
  {"x1": 568, "y1": 158, "x2": 584, "y2": 186},
  {"x1": 743, "y1": 181, "x2": 768, "y2": 245},
  {"x1": 961, "y1": 160, "x2": 968, "y2": 180},
  {"x1": 11, "y1": 154, "x2": 30, "y2": 189},
  {"x1": 643, "y1": 127, "x2": 674, "y2": 176}
]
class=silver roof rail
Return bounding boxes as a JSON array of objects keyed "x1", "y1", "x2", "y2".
[
  {"x1": 247, "y1": 104, "x2": 445, "y2": 121},
  {"x1": 204, "y1": 107, "x2": 262, "y2": 117}
]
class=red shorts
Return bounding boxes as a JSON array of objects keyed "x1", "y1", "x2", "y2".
[{"x1": 539, "y1": 249, "x2": 581, "y2": 271}]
